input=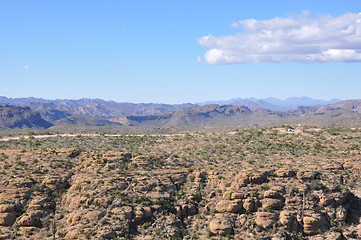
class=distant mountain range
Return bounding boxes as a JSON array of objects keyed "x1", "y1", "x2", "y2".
[
  {"x1": 0, "y1": 96, "x2": 360, "y2": 129},
  {"x1": 198, "y1": 97, "x2": 341, "y2": 111},
  {"x1": 111, "y1": 100, "x2": 361, "y2": 127},
  {"x1": 0, "y1": 97, "x2": 193, "y2": 121}
]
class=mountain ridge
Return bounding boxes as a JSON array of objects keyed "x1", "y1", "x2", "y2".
[
  {"x1": 112, "y1": 100, "x2": 361, "y2": 127},
  {"x1": 0, "y1": 97, "x2": 194, "y2": 121},
  {"x1": 198, "y1": 96, "x2": 341, "y2": 111},
  {"x1": 0, "y1": 97, "x2": 360, "y2": 129}
]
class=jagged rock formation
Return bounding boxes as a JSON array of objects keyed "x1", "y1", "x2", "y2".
[{"x1": 0, "y1": 105, "x2": 53, "y2": 129}]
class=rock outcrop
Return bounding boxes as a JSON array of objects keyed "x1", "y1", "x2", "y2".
[{"x1": 0, "y1": 126, "x2": 360, "y2": 239}]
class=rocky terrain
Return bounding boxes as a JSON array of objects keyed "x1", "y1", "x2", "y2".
[
  {"x1": 0, "y1": 105, "x2": 53, "y2": 129},
  {"x1": 0, "y1": 126, "x2": 360, "y2": 239}
]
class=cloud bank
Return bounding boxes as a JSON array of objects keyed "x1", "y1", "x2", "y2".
[{"x1": 198, "y1": 12, "x2": 361, "y2": 64}]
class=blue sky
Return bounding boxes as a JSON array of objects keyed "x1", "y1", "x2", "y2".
[{"x1": 1, "y1": 0, "x2": 360, "y2": 103}]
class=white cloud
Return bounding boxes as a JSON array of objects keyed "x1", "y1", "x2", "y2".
[
  {"x1": 198, "y1": 12, "x2": 361, "y2": 64},
  {"x1": 196, "y1": 55, "x2": 203, "y2": 63},
  {"x1": 23, "y1": 65, "x2": 30, "y2": 69}
]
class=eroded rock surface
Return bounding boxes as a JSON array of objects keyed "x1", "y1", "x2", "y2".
[{"x1": 0, "y1": 126, "x2": 360, "y2": 239}]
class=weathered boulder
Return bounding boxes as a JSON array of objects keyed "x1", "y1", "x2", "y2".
[
  {"x1": 215, "y1": 199, "x2": 244, "y2": 213},
  {"x1": 261, "y1": 198, "x2": 284, "y2": 210},
  {"x1": 230, "y1": 192, "x2": 245, "y2": 200},
  {"x1": 264, "y1": 190, "x2": 283, "y2": 199},
  {"x1": 209, "y1": 216, "x2": 233, "y2": 236},
  {"x1": 255, "y1": 212, "x2": 277, "y2": 229},
  {"x1": 303, "y1": 212, "x2": 329, "y2": 235},
  {"x1": 243, "y1": 198, "x2": 258, "y2": 212},
  {"x1": 279, "y1": 210, "x2": 299, "y2": 232}
]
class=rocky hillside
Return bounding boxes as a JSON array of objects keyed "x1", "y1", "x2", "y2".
[
  {"x1": 111, "y1": 104, "x2": 284, "y2": 127},
  {"x1": 0, "y1": 105, "x2": 53, "y2": 129},
  {"x1": 0, "y1": 97, "x2": 194, "y2": 121},
  {"x1": 0, "y1": 126, "x2": 360, "y2": 239},
  {"x1": 112, "y1": 101, "x2": 361, "y2": 128},
  {"x1": 294, "y1": 100, "x2": 361, "y2": 114}
]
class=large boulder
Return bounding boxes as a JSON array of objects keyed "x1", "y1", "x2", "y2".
[
  {"x1": 264, "y1": 189, "x2": 283, "y2": 199},
  {"x1": 279, "y1": 210, "x2": 299, "y2": 232},
  {"x1": 243, "y1": 198, "x2": 258, "y2": 212},
  {"x1": 215, "y1": 199, "x2": 244, "y2": 213},
  {"x1": 255, "y1": 212, "x2": 277, "y2": 229},
  {"x1": 260, "y1": 198, "x2": 284, "y2": 210},
  {"x1": 209, "y1": 216, "x2": 233, "y2": 236},
  {"x1": 303, "y1": 212, "x2": 329, "y2": 235}
]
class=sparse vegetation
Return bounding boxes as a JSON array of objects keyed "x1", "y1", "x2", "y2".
[{"x1": 0, "y1": 126, "x2": 360, "y2": 239}]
